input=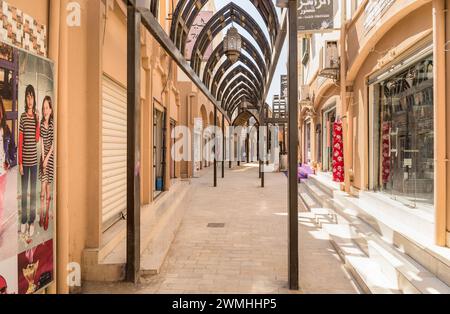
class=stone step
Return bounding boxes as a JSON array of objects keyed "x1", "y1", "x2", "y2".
[
  {"x1": 323, "y1": 224, "x2": 399, "y2": 294},
  {"x1": 326, "y1": 220, "x2": 450, "y2": 294},
  {"x1": 82, "y1": 180, "x2": 193, "y2": 282},
  {"x1": 303, "y1": 176, "x2": 450, "y2": 293},
  {"x1": 308, "y1": 174, "x2": 340, "y2": 198},
  {"x1": 302, "y1": 180, "x2": 330, "y2": 209}
]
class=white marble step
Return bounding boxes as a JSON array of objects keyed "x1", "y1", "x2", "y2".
[
  {"x1": 306, "y1": 174, "x2": 450, "y2": 289},
  {"x1": 322, "y1": 218, "x2": 450, "y2": 294},
  {"x1": 323, "y1": 224, "x2": 399, "y2": 294}
]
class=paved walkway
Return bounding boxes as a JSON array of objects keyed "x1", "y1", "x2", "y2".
[{"x1": 83, "y1": 164, "x2": 358, "y2": 294}]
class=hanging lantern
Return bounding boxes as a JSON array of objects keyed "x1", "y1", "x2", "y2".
[
  {"x1": 224, "y1": 26, "x2": 241, "y2": 64},
  {"x1": 241, "y1": 97, "x2": 248, "y2": 110}
]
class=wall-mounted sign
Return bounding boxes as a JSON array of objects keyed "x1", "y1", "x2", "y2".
[
  {"x1": 298, "y1": 0, "x2": 335, "y2": 33},
  {"x1": 0, "y1": 40, "x2": 55, "y2": 294},
  {"x1": 363, "y1": 0, "x2": 395, "y2": 34},
  {"x1": 185, "y1": 11, "x2": 213, "y2": 61}
]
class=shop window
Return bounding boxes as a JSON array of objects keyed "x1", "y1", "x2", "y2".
[
  {"x1": 302, "y1": 38, "x2": 310, "y2": 66},
  {"x1": 370, "y1": 54, "x2": 434, "y2": 211}
]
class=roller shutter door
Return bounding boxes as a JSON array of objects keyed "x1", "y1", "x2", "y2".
[{"x1": 102, "y1": 75, "x2": 127, "y2": 227}]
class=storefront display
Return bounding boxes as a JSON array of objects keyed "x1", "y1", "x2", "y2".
[
  {"x1": 0, "y1": 41, "x2": 55, "y2": 294},
  {"x1": 372, "y1": 53, "x2": 434, "y2": 209}
]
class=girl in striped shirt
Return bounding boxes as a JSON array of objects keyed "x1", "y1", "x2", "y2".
[
  {"x1": 39, "y1": 96, "x2": 54, "y2": 231},
  {"x1": 19, "y1": 85, "x2": 40, "y2": 239}
]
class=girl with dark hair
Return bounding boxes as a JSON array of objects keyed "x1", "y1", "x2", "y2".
[
  {"x1": 19, "y1": 85, "x2": 40, "y2": 240},
  {"x1": 0, "y1": 96, "x2": 13, "y2": 235},
  {"x1": 39, "y1": 96, "x2": 54, "y2": 231}
]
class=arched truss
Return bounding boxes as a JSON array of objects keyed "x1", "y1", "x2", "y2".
[
  {"x1": 169, "y1": 0, "x2": 281, "y2": 118},
  {"x1": 228, "y1": 95, "x2": 258, "y2": 116},
  {"x1": 228, "y1": 96, "x2": 255, "y2": 115},
  {"x1": 225, "y1": 89, "x2": 256, "y2": 111},
  {"x1": 222, "y1": 81, "x2": 258, "y2": 106},
  {"x1": 222, "y1": 81, "x2": 259, "y2": 108},
  {"x1": 216, "y1": 65, "x2": 262, "y2": 100},
  {"x1": 232, "y1": 110, "x2": 260, "y2": 127},
  {"x1": 208, "y1": 54, "x2": 265, "y2": 96},
  {"x1": 203, "y1": 37, "x2": 268, "y2": 88},
  {"x1": 222, "y1": 79, "x2": 260, "y2": 109},
  {"x1": 221, "y1": 78, "x2": 261, "y2": 110},
  {"x1": 215, "y1": 66, "x2": 262, "y2": 100},
  {"x1": 232, "y1": 101, "x2": 269, "y2": 118},
  {"x1": 171, "y1": 0, "x2": 279, "y2": 57},
  {"x1": 190, "y1": 3, "x2": 272, "y2": 75}
]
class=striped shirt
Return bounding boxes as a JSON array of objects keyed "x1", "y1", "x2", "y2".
[
  {"x1": 39, "y1": 120, "x2": 55, "y2": 183},
  {"x1": 19, "y1": 112, "x2": 39, "y2": 167}
]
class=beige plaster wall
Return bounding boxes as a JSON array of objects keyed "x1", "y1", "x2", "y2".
[{"x1": 349, "y1": 4, "x2": 432, "y2": 190}]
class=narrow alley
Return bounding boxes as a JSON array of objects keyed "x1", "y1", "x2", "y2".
[{"x1": 83, "y1": 165, "x2": 358, "y2": 294}]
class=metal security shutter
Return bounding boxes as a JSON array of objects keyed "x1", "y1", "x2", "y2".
[{"x1": 102, "y1": 75, "x2": 127, "y2": 227}]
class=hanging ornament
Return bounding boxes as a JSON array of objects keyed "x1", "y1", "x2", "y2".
[{"x1": 223, "y1": 26, "x2": 241, "y2": 64}]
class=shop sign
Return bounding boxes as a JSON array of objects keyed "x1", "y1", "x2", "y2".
[
  {"x1": 298, "y1": 0, "x2": 335, "y2": 33},
  {"x1": 364, "y1": 0, "x2": 395, "y2": 34},
  {"x1": 0, "y1": 40, "x2": 55, "y2": 294},
  {"x1": 185, "y1": 11, "x2": 213, "y2": 61}
]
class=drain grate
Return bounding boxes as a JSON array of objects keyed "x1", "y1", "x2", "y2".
[{"x1": 207, "y1": 223, "x2": 225, "y2": 228}]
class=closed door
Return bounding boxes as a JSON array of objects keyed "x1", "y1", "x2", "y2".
[{"x1": 101, "y1": 75, "x2": 127, "y2": 228}]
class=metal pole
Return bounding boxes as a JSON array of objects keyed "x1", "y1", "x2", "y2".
[
  {"x1": 126, "y1": 4, "x2": 141, "y2": 283},
  {"x1": 214, "y1": 106, "x2": 218, "y2": 187},
  {"x1": 261, "y1": 107, "x2": 266, "y2": 188},
  {"x1": 287, "y1": 0, "x2": 299, "y2": 290},
  {"x1": 246, "y1": 132, "x2": 250, "y2": 163},
  {"x1": 222, "y1": 114, "x2": 225, "y2": 178},
  {"x1": 257, "y1": 127, "x2": 261, "y2": 178}
]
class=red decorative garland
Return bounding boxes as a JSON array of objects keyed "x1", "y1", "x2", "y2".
[
  {"x1": 332, "y1": 121, "x2": 344, "y2": 183},
  {"x1": 382, "y1": 122, "x2": 391, "y2": 184}
]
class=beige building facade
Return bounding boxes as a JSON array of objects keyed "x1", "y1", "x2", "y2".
[
  {"x1": 299, "y1": 0, "x2": 450, "y2": 252},
  {"x1": 0, "y1": 0, "x2": 222, "y2": 294}
]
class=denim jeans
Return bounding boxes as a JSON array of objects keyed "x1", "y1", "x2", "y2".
[{"x1": 21, "y1": 165, "x2": 37, "y2": 225}]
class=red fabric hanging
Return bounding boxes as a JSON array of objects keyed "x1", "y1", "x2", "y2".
[
  {"x1": 382, "y1": 122, "x2": 391, "y2": 184},
  {"x1": 332, "y1": 120, "x2": 344, "y2": 183}
]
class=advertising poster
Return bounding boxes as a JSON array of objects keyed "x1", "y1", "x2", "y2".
[
  {"x1": 298, "y1": 0, "x2": 335, "y2": 33},
  {"x1": 0, "y1": 41, "x2": 55, "y2": 294}
]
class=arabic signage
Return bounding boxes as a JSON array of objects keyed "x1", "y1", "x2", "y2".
[
  {"x1": 185, "y1": 11, "x2": 213, "y2": 61},
  {"x1": 0, "y1": 40, "x2": 56, "y2": 294},
  {"x1": 363, "y1": 0, "x2": 395, "y2": 34},
  {"x1": 298, "y1": 0, "x2": 335, "y2": 33}
]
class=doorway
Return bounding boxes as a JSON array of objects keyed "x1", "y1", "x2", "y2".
[
  {"x1": 304, "y1": 120, "x2": 311, "y2": 164},
  {"x1": 153, "y1": 104, "x2": 166, "y2": 199},
  {"x1": 322, "y1": 106, "x2": 336, "y2": 172}
]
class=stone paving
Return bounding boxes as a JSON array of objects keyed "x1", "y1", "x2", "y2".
[{"x1": 83, "y1": 164, "x2": 359, "y2": 294}]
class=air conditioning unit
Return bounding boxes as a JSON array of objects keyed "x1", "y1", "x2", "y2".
[{"x1": 300, "y1": 85, "x2": 311, "y2": 102}]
